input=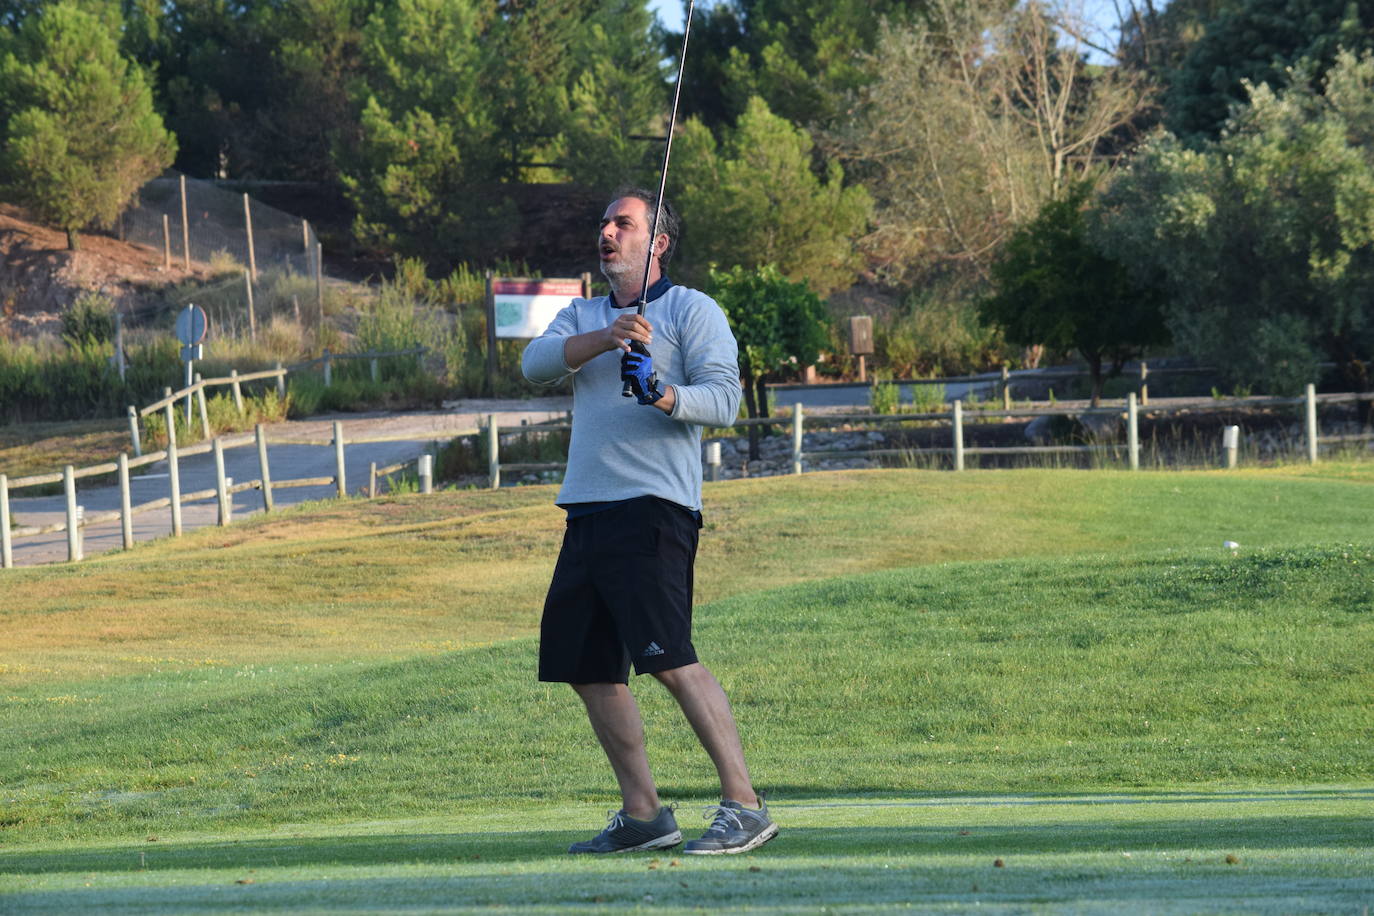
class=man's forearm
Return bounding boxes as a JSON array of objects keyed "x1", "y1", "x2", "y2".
[{"x1": 563, "y1": 329, "x2": 619, "y2": 371}]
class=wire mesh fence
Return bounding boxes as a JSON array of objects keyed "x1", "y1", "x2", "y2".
[{"x1": 117, "y1": 169, "x2": 320, "y2": 281}]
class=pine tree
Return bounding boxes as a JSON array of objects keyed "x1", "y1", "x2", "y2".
[{"x1": 0, "y1": 2, "x2": 176, "y2": 250}]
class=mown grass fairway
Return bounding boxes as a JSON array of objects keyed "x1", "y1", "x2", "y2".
[{"x1": 2, "y1": 466, "x2": 1372, "y2": 912}]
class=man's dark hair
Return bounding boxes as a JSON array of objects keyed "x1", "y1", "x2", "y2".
[{"x1": 613, "y1": 186, "x2": 680, "y2": 265}]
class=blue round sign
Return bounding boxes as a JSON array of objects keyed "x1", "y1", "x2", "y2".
[{"x1": 175, "y1": 304, "x2": 208, "y2": 345}]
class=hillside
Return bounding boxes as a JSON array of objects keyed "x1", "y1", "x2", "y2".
[{"x1": 0, "y1": 202, "x2": 214, "y2": 338}]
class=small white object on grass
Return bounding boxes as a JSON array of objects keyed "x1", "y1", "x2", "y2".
[{"x1": 1223, "y1": 540, "x2": 1240, "y2": 549}]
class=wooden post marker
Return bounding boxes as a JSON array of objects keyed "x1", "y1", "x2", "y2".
[
  {"x1": 953, "y1": 400, "x2": 965, "y2": 471},
  {"x1": 333, "y1": 421, "x2": 347, "y2": 498},
  {"x1": 179, "y1": 174, "x2": 191, "y2": 270},
  {"x1": 195, "y1": 373, "x2": 211, "y2": 440},
  {"x1": 118, "y1": 453, "x2": 133, "y2": 549},
  {"x1": 213, "y1": 438, "x2": 229, "y2": 526},
  {"x1": 487, "y1": 414, "x2": 500, "y2": 489},
  {"x1": 255, "y1": 424, "x2": 274, "y2": 512},
  {"x1": 419, "y1": 454, "x2": 434, "y2": 495},
  {"x1": 64, "y1": 465, "x2": 81, "y2": 562},
  {"x1": 1305, "y1": 383, "x2": 1319, "y2": 464},
  {"x1": 165, "y1": 388, "x2": 182, "y2": 536},
  {"x1": 127, "y1": 405, "x2": 142, "y2": 456},
  {"x1": 244, "y1": 270, "x2": 257, "y2": 342},
  {"x1": 1127, "y1": 392, "x2": 1140, "y2": 471},
  {"x1": 230, "y1": 369, "x2": 244, "y2": 414},
  {"x1": 1, "y1": 474, "x2": 12, "y2": 569}
]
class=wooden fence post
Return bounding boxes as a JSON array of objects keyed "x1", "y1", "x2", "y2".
[
  {"x1": 64, "y1": 465, "x2": 81, "y2": 562},
  {"x1": 118, "y1": 453, "x2": 133, "y2": 549},
  {"x1": 275, "y1": 361, "x2": 286, "y2": 399},
  {"x1": 1, "y1": 474, "x2": 12, "y2": 569},
  {"x1": 195, "y1": 373, "x2": 211, "y2": 440},
  {"x1": 323, "y1": 348, "x2": 333, "y2": 387},
  {"x1": 165, "y1": 392, "x2": 182, "y2": 537},
  {"x1": 214, "y1": 438, "x2": 230, "y2": 526},
  {"x1": 127, "y1": 405, "x2": 142, "y2": 457},
  {"x1": 953, "y1": 400, "x2": 965, "y2": 471},
  {"x1": 115, "y1": 312, "x2": 126, "y2": 381},
  {"x1": 487, "y1": 414, "x2": 500, "y2": 489},
  {"x1": 1306, "y1": 383, "x2": 1318, "y2": 464},
  {"x1": 370, "y1": 357, "x2": 379, "y2": 383},
  {"x1": 792, "y1": 406, "x2": 804, "y2": 475},
  {"x1": 244, "y1": 270, "x2": 257, "y2": 342},
  {"x1": 1138, "y1": 361, "x2": 1149, "y2": 407},
  {"x1": 162, "y1": 213, "x2": 172, "y2": 270},
  {"x1": 1001, "y1": 365, "x2": 1011, "y2": 411},
  {"x1": 419, "y1": 454, "x2": 434, "y2": 495},
  {"x1": 256, "y1": 424, "x2": 274, "y2": 512},
  {"x1": 1128, "y1": 393, "x2": 1140, "y2": 471},
  {"x1": 242, "y1": 192, "x2": 258, "y2": 284},
  {"x1": 334, "y1": 421, "x2": 347, "y2": 498},
  {"x1": 179, "y1": 174, "x2": 191, "y2": 270},
  {"x1": 1223, "y1": 425, "x2": 1240, "y2": 469},
  {"x1": 315, "y1": 241, "x2": 324, "y2": 314},
  {"x1": 369, "y1": 461, "x2": 378, "y2": 499},
  {"x1": 484, "y1": 270, "x2": 497, "y2": 396},
  {"x1": 230, "y1": 369, "x2": 244, "y2": 414}
]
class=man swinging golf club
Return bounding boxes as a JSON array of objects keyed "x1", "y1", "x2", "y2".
[{"x1": 519, "y1": 187, "x2": 776, "y2": 855}]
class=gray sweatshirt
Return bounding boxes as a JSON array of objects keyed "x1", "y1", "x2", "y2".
[{"x1": 521, "y1": 285, "x2": 741, "y2": 511}]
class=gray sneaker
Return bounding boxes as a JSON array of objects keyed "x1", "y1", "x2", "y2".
[
  {"x1": 568, "y1": 806, "x2": 682, "y2": 854},
  {"x1": 682, "y1": 799, "x2": 778, "y2": 855}
]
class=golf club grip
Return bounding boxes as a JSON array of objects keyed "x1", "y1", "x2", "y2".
[{"x1": 621, "y1": 339, "x2": 650, "y2": 398}]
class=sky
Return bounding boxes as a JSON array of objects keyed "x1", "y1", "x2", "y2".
[{"x1": 644, "y1": 0, "x2": 1130, "y2": 64}]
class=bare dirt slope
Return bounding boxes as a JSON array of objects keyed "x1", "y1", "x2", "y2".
[{"x1": 0, "y1": 202, "x2": 213, "y2": 338}]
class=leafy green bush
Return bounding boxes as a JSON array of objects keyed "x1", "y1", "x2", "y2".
[{"x1": 61, "y1": 293, "x2": 117, "y2": 345}]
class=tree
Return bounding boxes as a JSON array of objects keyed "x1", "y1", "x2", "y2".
[
  {"x1": 1094, "y1": 50, "x2": 1374, "y2": 396},
  {"x1": 1165, "y1": 0, "x2": 1374, "y2": 142},
  {"x1": 979, "y1": 183, "x2": 1167, "y2": 406},
  {"x1": 709, "y1": 263, "x2": 830, "y2": 460},
  {"x1": 674, "y1": 96, "x2": 872, "y2": 295},
  {"x1": 0, "y1": 1, "x2": 175, "y2": 249},
  {"x1": 826, "y1": 0, "x2": 1152, "y2": 286}
]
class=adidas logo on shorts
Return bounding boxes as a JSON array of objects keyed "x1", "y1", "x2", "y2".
[{"x1": 643, "y1": 642, "x2": 665, "y2": 657}]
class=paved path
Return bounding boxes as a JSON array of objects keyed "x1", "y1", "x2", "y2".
[{"x1": 5, "y1": 398, "x2": 571, "y2": 568}]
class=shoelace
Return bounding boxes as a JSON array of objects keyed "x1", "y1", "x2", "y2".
[
  {"x1": 699, "y1": 804, "x2": 744, "y2": 836},
  {"x1": 602, "y1": 810, "x2": 627, "y2": 833}
]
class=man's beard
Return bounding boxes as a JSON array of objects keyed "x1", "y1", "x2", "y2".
[{"x1": 600, "y1": 239, "x2": 645, "y2": 286}]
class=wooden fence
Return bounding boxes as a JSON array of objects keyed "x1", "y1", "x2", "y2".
[
  {"x1": 0, "y1": 419, "x2": 461, "y2": 570},
  {"x1": 485, "y1": 385, "x2": 1374, "y2": 485}
]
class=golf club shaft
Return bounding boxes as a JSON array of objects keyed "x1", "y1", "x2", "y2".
[{"x1": 623, "y1": 0, "x2": 696, "y2": 398}]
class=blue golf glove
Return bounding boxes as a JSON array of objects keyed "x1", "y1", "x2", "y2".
[{"x1": 620, "y1": 349, "x2": 664, "y2": 405}]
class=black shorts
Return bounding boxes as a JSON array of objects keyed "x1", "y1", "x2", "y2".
[{"x1": 538, "y1": 496, "x2": 702, "y2": 684}]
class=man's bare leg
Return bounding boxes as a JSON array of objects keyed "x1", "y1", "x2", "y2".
[
  {"x1": 571, "y1": 682, "x2": 662, "y2": 820},
  {"x1": 652, "y1": 662, "x2": 758, "y2": 805}
]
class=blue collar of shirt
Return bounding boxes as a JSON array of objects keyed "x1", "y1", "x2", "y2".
[{"x1": 611, "y1": 275, "x2": 672, "y2": 309}]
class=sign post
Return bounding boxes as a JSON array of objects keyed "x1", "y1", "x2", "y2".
[{"x1": 175, "y1": 304, "x2": 208, "y2": 425}]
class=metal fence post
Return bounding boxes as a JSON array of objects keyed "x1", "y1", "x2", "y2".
[
  {"x1": 1001, "y1": 365, "x2": 1011, "y2": 411},
  {"x1": 953, "y1": 400, "x2": 965, "y2": 471},
  {"x1": 1138, "y1": 361, "x2": 1149, "y2": 407},
  {"x1": 1, "y1": 474, "x2": 12, "y2": 569},
  {"x1": 323, "y1": 348, "x2": 333, "y2": 387},
  {"x1": 333, "y1": 420, "x2": 346, "y2": 498},
  {"x1": 1128, "y1": 393, "x2": 1140, "y2": 471},
  {"x1": 1305, "y1": 383, "x2": 1318, "y2": 464},
  {"x1": 255, "y1": 423, "x2": 274, "y2": 512},
  {"x1": 792, "y1": 406, "x2": 804, "y2": 475},
  {"x1": 487, "y1": 414, "x2": 500, "y2": 489},
  {"x1": 706, "y1": 441, "x2": 721, "y2": 482}
]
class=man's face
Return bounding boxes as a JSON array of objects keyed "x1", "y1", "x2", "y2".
[{"x1": 598, "y1": 196, "x2": 657, "y2": 284}]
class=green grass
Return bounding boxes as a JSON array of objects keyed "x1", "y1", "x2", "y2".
[{"x1": 2, "y1": 466, "x2": 1372, "y2": 911}]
